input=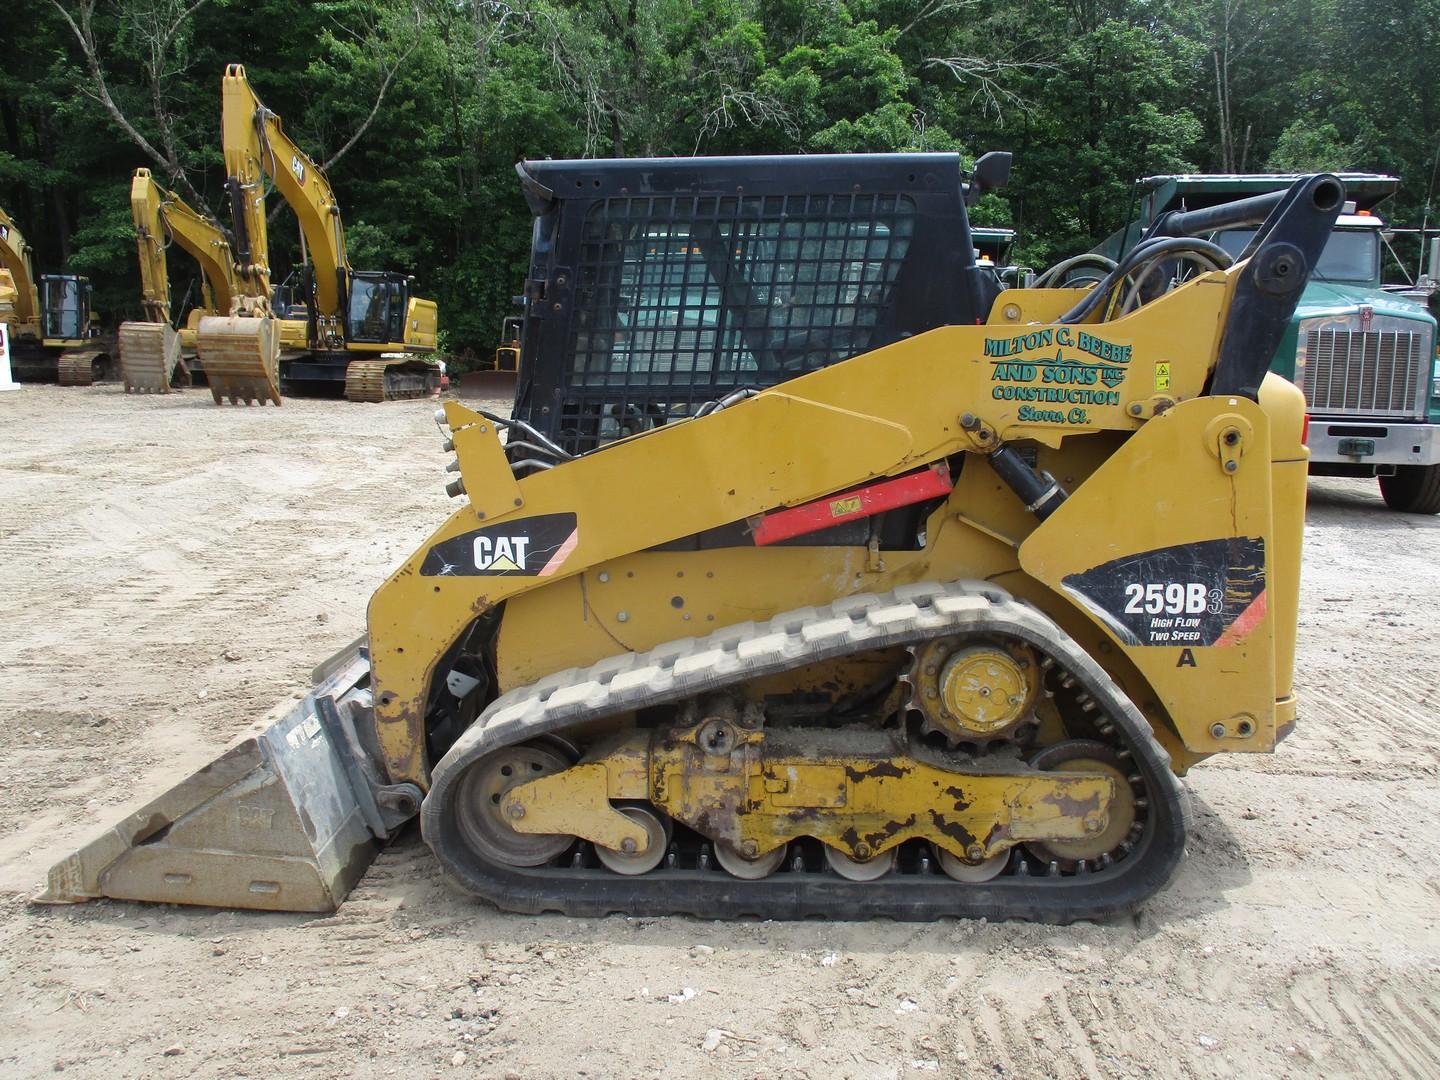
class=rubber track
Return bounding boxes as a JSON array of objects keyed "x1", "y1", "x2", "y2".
[{"x1": 422, "y1": 580, "x2": 1189, "y2": 922}]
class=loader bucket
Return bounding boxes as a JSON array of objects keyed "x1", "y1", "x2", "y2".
[
  {"x1": 195, "y1": 313, "x2": 282, "y2": 405},
  {"x1": 38, "y1": 644, "x2": 383, "y2": 913}
]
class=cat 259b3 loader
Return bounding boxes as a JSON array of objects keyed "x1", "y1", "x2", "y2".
[{"x1": 42, "y1": 156, "x2": 1341, "y2": 923}]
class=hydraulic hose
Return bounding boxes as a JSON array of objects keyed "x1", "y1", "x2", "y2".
[
  {"x1": 1032, "y1": 253, "x2": 1117, "y2": 289},
  {"x1": 1058, "y1": 237, "x2": 1234, "y2": 324}
]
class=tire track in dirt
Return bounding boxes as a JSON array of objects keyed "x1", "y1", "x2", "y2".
[{"x1": 1284, "y1": 970, "x2": 1440, "y2": 1079}]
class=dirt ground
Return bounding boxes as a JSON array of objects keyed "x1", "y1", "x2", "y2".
[{"x1": 1, "y1": 383, "x2": 1438, "y2": 1080}]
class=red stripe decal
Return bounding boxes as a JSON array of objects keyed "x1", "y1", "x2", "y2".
[
  {"x1": 538, "y1": 529, "x2": 579, "y2": 577},
  {"x1": 752, "y1": 464, "x2": 953, "y2": 546},
  {"x1": 1216, "y1": 589, "x2": 1267, "y2": 647}
]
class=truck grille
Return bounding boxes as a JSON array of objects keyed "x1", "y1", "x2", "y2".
[{"x1": 1301, "y1": 329, "x2": 1427, "y2": 417}]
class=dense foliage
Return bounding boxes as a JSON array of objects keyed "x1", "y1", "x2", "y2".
[{"x1": 3, "y1": 0, "x2": 1437, "y2": 363}]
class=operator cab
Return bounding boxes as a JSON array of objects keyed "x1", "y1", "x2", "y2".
[
  {"x1": 40, "y1": 274, "x2": 91, "y2": 341},
  {"x1": 512, "y1": 152, "x2": 1010, "y2": 453},
  {"x1": 270, "y1": 277, "x2": 309, "y2": 320},
  {"x1": 346, "y1": 270, "x2": 411, "y2": 346},
  {"x1": 1213, "y1": 212, "x2": 1382, "y2": 287}
]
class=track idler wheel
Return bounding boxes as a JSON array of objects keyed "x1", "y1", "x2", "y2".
[
  {"x1": 452, "y1": 742, "x2": 575, "y2": 867},
  {"x1": 1024, "y1": 740, "x2": 1140, "y2": 871}
]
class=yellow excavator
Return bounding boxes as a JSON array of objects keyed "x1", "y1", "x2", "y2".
[
  {"x1": 42, "y1": 156, "x2": 1339, "y2": 923},
  {"x1": 121, "y1": 167, "x2": 310, "y2": 395},
  {"x1": 0, "y1": 206, "x2": 114, "y2": 385},
  {"x1": 196, "y1": 64, "x2": 440, "y2": 405}
]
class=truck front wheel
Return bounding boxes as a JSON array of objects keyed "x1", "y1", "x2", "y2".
[{"x1": 1379, "y1": 464, "x2": 1440, "y2": 514}]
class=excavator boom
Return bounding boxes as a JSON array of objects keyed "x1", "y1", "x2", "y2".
[{"x1": 0, "y1": 207, "x2": 41, "y2": 337}]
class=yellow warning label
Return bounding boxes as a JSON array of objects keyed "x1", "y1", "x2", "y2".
[
  {"x1": 1154, "y1": 362, "x2": 1171, "y2": 391},
  {"x1": 830, "y1": 496, "x2": 863, "y2": 517}
]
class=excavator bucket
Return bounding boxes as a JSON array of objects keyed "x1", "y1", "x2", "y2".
[
  {"x1": 343, "y1": 356, "x2": 442, "y2": 402},
  {"x1": 195, "y1": 314, "x2": 282, "y2": 405},
  {"x1": 118, "y1": 321, "x2": 186, "y2": 393},
  {"x1": 37, "y1": 642, "x2": 407, "y2": 913}
]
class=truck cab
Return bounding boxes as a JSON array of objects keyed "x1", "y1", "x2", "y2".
[{"x1": 1106, "y1": 174, "x2": 1440, "y2": 513}]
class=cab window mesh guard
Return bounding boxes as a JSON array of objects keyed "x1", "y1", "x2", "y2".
[{"x1": 570, "y1": 193, "x2": 917, "y2": 391}]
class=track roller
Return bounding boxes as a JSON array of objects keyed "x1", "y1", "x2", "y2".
[
  {"x1": 594, "y1": 806, "x2": 670, "y2": 876},
  {"x1": 824, "y1": 846, "x2": 898, "y2": 881},
  {"x1": 714, "y1": 842, "x2": 787, "y2": 880}
]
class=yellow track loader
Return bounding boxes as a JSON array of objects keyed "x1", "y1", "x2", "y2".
[
  {"x1": 198, "y1": 64, "x2": 440, "y2": 405},
  {"x1": 42, "y1": 156, "x2": 1341, "y2": 922},
  {"x1": 464, "y1": 315, "x2": 522, "y2": 398},
  {"x1": 0, "y1": 207, "x2": 113, "y2": 385}
]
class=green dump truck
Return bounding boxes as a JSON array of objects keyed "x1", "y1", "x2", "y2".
[{"x1": 1105, "y1": 174, "x2": 1440, "y2": 513}]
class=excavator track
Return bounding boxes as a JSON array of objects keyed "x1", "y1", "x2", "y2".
[
  {"x1": 344, "y1": 357, "x2": 440, "y2": 402},
  {"x1": 118, "y1": 321, "x2": 187, "y2": 393},
  {"x1": 195, "y1": 314, "x2": 282, "y2": 405},
  {"x1": 56, "y1": 349, "x2": 110, "y2": 386},
  {"x1": 423, "y1": 582, "x2": 1187, "y2": 923}
]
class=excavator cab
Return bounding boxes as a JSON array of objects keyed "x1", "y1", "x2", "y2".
[
  {"x1": 40, "y1": 274, "x2": 92, "y2": 345},
  {"x1": 346, "y1": 270, "x2": 410, "y2": 347},
  {"x1": 270, "y1": 278, "x2": 306, "y2": 320},
  {"x1": 339, "y1": 269, "x2": 443, "y2": 402}
]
